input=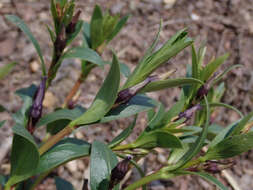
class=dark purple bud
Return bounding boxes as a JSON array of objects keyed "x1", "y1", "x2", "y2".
[
  {"x1": 115, "y1": 75, "x2": 158, "y2": 105},
  {"x1": 54, "y1": 26, "x2": 66, "y2": 61},
  {"x1": 109, "y1": 156, "x2": 132, "y2": 189},
  {"x1": 28, "y1": 77, "x2": 47, "y2": 134},
  {"x1": 203, "y1": 161, "x2": 220, "y2": 174},
  {"x1": 178, "y1": 104, "x2": 202, "y2": 121},
  {"x1": 66, "y1": 10, "x2": 81, "y2": 34},
  {"x1": 196, "y1": 85, "x2": 209, "y2": 100},
  {"x1": 82, "y1": 179, "x2": 89, "y2": 190}
]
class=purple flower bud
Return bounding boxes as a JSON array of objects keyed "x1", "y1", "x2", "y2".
[
  {"x1": 115, "y1": 75, "x2": 158, "y2": 105},
  {"x1": 178, "y1": 104, "x2": 202, "y2": 121},
  {"x1": 28, "y1": 77, "x2": 47, "y2": 134},
  {"x1": 82, "y1": 179, "x2": 89, "y2": 190},
  {"x1": 196, "y1": 85, "x2": 209, "y2": 100},
  {"x1": 203, "y1": 162, "x2": 220, "y2": 174},
  {"x1": 109, "y1": 156, "x2": 132, "y2": 189},
  {"x1": 66, "y1": 10, "x2": 81, "y2": 35},
  {"x1": 54, "y1": 26, "x2": 66, "y2": 61}
]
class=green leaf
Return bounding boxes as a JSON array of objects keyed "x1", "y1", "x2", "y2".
[
  {"x1": 90, "y1": 141, "x2": 118, "y2": 190},
  {"x1": 36, "y1": 138, "x2": 90, "y2": 174},
  {"x1": 55, "y1": 177, "x2": 75, "y2": 190},
  {"x1": 0, "y1": 62, "x2": 17, "y2": 80},
  {"x1": 102, "y1": 12, "x2": 119, "y2": 40},
  {"x1": 178, "y1": 171, "x2": 228, "y2": 190},
  {"x1": 66, "y1": 20, "x2": 83, "y2": 45},
  {"x1": 37, "y1": 107, "x2": 85, "y2": 127},
  {"x1": 90, "y1": 5, "x2": 104, "y2": 49},
  {"x1": 100, "y1": 95, "x2": 156, "y2": 123},
  {"x1": 229, "y1": 111, "x2": 253, "y2": 136},
  {"x1": 124, "y1": 28, "x2": 193, "y2": 89},
  {"x1": 161, "y1": 91, "x2": 185, "y2": 124},
  {"x1": 168, "y1": 143, "x2": 189, "y2": 164},
  {"x1": 209, "y1": 102, "x2": 243, "y2": 118},
  {"x1": 82, "y1": 22, "x2": 91, "y2": 48},
  {"x1": 191, "y1": 45, "x2": 199, "y2": 79},
  {"x1": 208, "y1": 121, "x2": 238, "y2": 148},
  {"x1": 133, "y1": 130, "x2": 182, "y2": 149},
  {"x1": 200, "y1": 54, "x2": 229, "y2": 82},
  {"x1": 109, "y1": 116, "x2": 137, "y2": 148},
  {"x1": 62, "y1": 47, "x2": 105, "y2": 66},
  {"x1": 204, "y1": 132, "x2": 253, "y2": 160},
  {"x1": 168, "y1": 96, "x2": 210, "y2": 170},
  {"x1": 46, "y1": 24, "x2": 56, "y2": 42},
  {"x1": 71, "y1": 54, "x2": 120, "y2": 126},
  {"x1": 5, "y1": 15, "x2": 46, "y2": 76},
  {"x1": 146, "y1": 103, "x2": 165, "y2": 131},
  {"x1": 119, "y1": 62, "x2": 131, "y2": 78},
  {"x1": 50, "y1": 0, "x2": 59, "y2": 34},
  {"x1": 107, "y1": 14, "x2": 130, "y2": 43},
  {"x1": 6, "y1": 125, "x2": 39, "y2": 187},
  {"x1": 139, "y1": 78, "x2": 204, "y2": 93}
]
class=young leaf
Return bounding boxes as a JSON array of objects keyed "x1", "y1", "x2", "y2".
[
  {"x1": 90, "y1": 5, "x2": 104, "y2": 49},
  {"x1": 46, "y1": 24, "x2": 56, "y2": 42},
  {"x1": 124, "y1": 29, "x2": 193, "y2": 89},
  {"x1": 204, "y1": 131, "x2": 253, "y2": 160},
  {"x1": 62, "y1": 47, "x2": 105, "y2": 66},
  {"x1": 5, "y1": 15, "x2": 46, "y2": 76},
  {"x1": 90, "y1": 141, "x2": 118, "y2": 190},
  {"x1": 55, "y1": 177, "x2": 75, "y2": 190},
  {"x1": 70, "y1": 54, "x2": 120, "y2": 126},
  {"x1": 0, "y1": 62, "x2": 17, "y2": 79},
  {"x1": 100, "y1": 95, "x2": 156, "y2": 123},
  {"x1": 107, "y1": 14, "x2": 130, "y2": 43},
  {"x1": 109, "y1": 116, "x2": 137, "y2": 148},
  {"x1": 36, "y1": 138, "x2": 90, "y2": 174},
  {"x1": 200, "y1": 54, "x2": 229, "y2": 82},
  {"x1": 139, "y1": 78, "x2": 204, "y2": 93},
  {"x1": 178, "y1": 171, "x2": 228, "y2": 190}
]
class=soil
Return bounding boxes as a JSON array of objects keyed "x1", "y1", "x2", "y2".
[{"x1": 0, "y1": 0, "x2": 253, "y2": 190}]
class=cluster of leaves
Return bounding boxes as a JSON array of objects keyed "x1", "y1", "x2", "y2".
[{"x1": 1, "y1": 0, "x2": 253, "y2": 190}]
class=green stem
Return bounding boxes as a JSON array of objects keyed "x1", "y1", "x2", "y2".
[{"x1": 123, "y1": 171, "x2": 174, "y2": 190}]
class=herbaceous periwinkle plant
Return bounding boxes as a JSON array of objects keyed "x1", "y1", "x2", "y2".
[{"x1": 1, "y1": 0, "x2": 253, "y2": 190}]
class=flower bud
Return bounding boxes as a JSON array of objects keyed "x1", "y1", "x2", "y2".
[
  {"x1": 109, "y1": 156, "x2": 132, "y2": 189},
  {"x1": 66, "y1": 10, "x2": 81, "y2": 35},
  {"x1": 115, "y1": 75, "x2": 158, "y2": 106},
  {"x1": 28, "y1": 77, "x2": 47, "y2": 134},
  {"x1": 82, "y1": 179, "x2": 89, "y2": 190},
  {"x1": 196, "y1": 85, "x2": 209, "y2": 100},
  {"x1": 54, "y1": 26, "x2": 66, "y2": 61},
  {"x1": 178, "y1": 104, "x2": 202, "y2": 121}
]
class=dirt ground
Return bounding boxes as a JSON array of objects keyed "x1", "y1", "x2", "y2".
[{"x1": 0, "y1": 0, "x2": 253, "y2": 189}]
